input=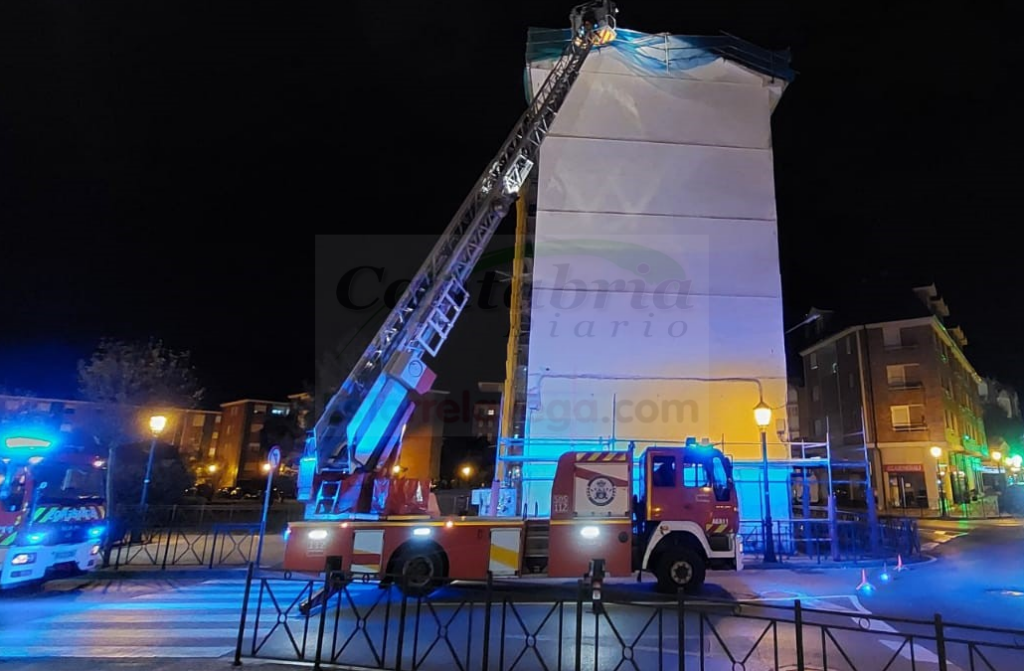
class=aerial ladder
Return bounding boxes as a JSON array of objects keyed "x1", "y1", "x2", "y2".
[{"x1": 298, "y1": 1, "x2": 620, "y2": 519}]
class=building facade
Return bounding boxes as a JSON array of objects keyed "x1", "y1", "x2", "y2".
[
  {"x1": 798, "y1": 286, "x2": 993, "y2": 513},
  {"x1": 507, "y1": 28, "x2": 796, "y2": 516}
]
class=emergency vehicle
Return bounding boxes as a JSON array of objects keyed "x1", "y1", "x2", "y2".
[
  {"x1": 0, "y1": 435, "x2": 107, "y2": 589},
  {"x1": 284, "y1": 0, "x2": 742, "y2": 597},
  {"x1": 284, "y1": 443, "x2": 741, "y2": 597}
]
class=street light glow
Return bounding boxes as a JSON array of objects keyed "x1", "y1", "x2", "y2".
[
  {"x1": 753, "y1": 401, "x2": 772, "y2": 429},
  {"x1": 930, "y1": 446, "x2": 942, "y2": 459},
  {"x1": 461, "y1": 465, "x2": 472, "y2": 478},
  {"x1": 992, "y1": 450, "x2": 1002, "y2": 462},
  {"x1": 261, "y1": 463, "x2": 271, "y2": 473},
  {"x1": 208, "y1": 464, "x2": 218, "y2": 473},
  {"x1": 149, "y1": 415, "x2": 167, "y2": 435}
]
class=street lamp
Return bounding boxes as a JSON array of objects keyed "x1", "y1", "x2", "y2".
[
  {"x1": 140, "y1": 415, "x2": 167, "y2": 510},
  {"x1": 754, "y1": 400, "x2": 777, "y2": 563},
  {"x1": 930, "y1": 446, "x2": 947, "y2": 518},
  {"x1": 461, "y1": 465, "x2": 473, "y2": 487}
]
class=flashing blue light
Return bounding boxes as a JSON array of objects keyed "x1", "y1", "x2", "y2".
[
  {"x1": 1, "y1": 431, "x2": 59, "y2": 456},
  {"x1": 87, "y1": 525, "x2": 105, "y2": 538},
  {"x1": 27, "y1": 532, "x2": 46, "y2": 545},
  {"x1": 5, "y1": 436, "x2": 52, "y2": 448}
]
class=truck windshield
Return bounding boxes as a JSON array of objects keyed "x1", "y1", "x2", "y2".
[
  {"x1": 0, "y1": 462, "x2": 29, "y2": 513},
  {"x1": 710, "y1": 455, "x2": 732, "y2": 502},
  {"x1": 30, "y1": 461, "x2": 105, "y2": 503}
]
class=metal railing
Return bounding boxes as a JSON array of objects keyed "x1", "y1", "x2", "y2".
[
  {"x1": 234, "y1": 563, "x2": 1024, "y2": 671},
  {"x1": 739, "y1": 515, "x2": 920, "y2": 563},
  {"x1": 105, "y1": 503, "x2": 303, "y2": 570}
]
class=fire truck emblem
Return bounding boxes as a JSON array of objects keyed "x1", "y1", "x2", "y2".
[{"x1": 586, "y1": 476, "x2": 616, "y2": 507}]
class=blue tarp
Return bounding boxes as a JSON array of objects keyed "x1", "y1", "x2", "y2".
[{"x1": 525, "y1": 26, "x2": 795, "y2": 83}]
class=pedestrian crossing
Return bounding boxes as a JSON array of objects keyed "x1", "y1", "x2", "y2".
[
  {"x1": 0, "y1": 578, "x2": 311, "y2": 659},
  {"x1": 919, "y1": 528, "x2": 968, "y2": 552}
]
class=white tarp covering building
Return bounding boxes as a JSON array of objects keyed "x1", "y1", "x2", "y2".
[{"x1": 513, "y1": 28, "x2": 796, "y2": 516}]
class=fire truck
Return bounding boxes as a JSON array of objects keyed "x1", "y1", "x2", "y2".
[
  {"x1": 0, "y1": 434, "x2": 107, "y2": 589},
  {"x1": 284, "y1": 0, "x2": 743, "y2": 597}
]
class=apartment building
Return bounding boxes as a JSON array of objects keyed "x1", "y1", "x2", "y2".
[{"x1": 798, "y1": 284, "x2": 992, "y2": 512}]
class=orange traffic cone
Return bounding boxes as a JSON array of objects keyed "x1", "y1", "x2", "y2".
[{"x1": 856, "y1": 568, "x2": 874, "y2": 592}]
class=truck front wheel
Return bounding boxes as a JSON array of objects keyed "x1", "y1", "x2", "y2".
[
  {"x1": 393, "y1": 547, "x2": 445, "y2": 598},
  {"x1": 655, "y1": 546, "x2": 706, "y2": 594}
]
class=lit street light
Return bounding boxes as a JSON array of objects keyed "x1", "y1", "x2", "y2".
[
  {"x1": 140, "y1": 415, "x2": 167, "y2": 511},
  {"x1": 930, "y1": 446, "x2": 948, "y2": 518},
  {"x1": 754, "y1": 400, "x2": 777, "y2": 563},
  {"x1": 207, "y1": 464, "x2": 218, "y2": 474},
  {"x1": 461, "y1": 465, "x2": 473, "y2": 487}
]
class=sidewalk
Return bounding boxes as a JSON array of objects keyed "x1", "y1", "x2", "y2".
[
  {"x1": 0, "y1": 657, "x2": 288, "y2": 671},
  {"x1": 915, "y1": 516, "x2": 1022, "y2": 531}
]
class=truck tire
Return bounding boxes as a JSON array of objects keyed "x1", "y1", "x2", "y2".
[
  {"x1": 655, "y1": 546, "x2": 705, "y2": 594},
  {"x1": 394, "y1": 547, "x2": 445, "y2": 598}
]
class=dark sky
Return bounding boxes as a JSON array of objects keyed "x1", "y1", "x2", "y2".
[{"x1": 2, "y1": 1, "x2": 1022, "y2": 407}]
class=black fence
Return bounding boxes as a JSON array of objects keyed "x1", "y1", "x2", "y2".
[
  {"x1": 105, "y1": 503, "x2": 304, "y2": 569},
  {"x1": 739, "y1": 515, "x2": 920, "y2": 563},
  {"x1": 234, "y1": 564, "x2": 1024, "y2": 671}
]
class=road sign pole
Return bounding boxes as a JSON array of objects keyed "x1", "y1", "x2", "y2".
[{"x1": 256, "y1": 446, "x2": 281, "y2": 567}]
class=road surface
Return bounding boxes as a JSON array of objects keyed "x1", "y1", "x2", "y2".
[{"x1": 0, "y1": 522, "x2": 1020, "y2": 670}]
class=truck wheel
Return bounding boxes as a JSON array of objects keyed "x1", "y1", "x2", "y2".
[
  {"x1": 394, "y1": 548, "x2": 444, "y2": 598},
  {"x1": 655, "y1": 547, "x2": 705, "y2": 594}
]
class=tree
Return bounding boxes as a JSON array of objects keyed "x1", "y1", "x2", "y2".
[
  {"x1": 77, "y1": 338, "x2": 205, "y2": 559},
  {"x1": 78, "y1": 337, "x2": 205, "y2": 409},
  {"x1": 984, "y1": 404, "x2": 1024, "y2": 456}
]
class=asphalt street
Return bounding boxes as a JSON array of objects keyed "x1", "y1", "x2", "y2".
[{"x1": 0, "y1": 520, "x2": 1020, "y2": 670}]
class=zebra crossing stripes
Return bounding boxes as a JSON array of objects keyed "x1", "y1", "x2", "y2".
[{"x1": 0, "y1": 578, "x2": 308, "y2": 659}]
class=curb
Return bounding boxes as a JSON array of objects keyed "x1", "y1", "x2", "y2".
[
  {"x1": 742, "y1": 556, "x2": 930, "y2": 571},
  {"x1": 88, "y1": 568, "x2": 250, "y2": 580}
]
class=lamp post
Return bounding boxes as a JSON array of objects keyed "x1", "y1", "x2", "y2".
[
  {"x1": 255, "y1": 446, "x2": 280, "y2": 567},
  {"x1": 754, "y1": 400, "x2": 777, "y2": 563},
  {"x1": 930, "y1": 446, "x2": 947, "y2": 518},
  {"x1": 140, "y1": 415, "x2": 167, "y2": 511}
]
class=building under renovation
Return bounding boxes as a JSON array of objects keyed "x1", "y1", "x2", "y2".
[{"x1": 494, "y1": 28, "x2": 799, "y2": 520}]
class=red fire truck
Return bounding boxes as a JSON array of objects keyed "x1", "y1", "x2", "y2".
[
  {"x1": 284, "y1": 0, "x2": 742, "y2": 597},
  {"x1": 0, "y1": 435, "x2": 107, "y2": 589},
  {"x1": 284, "y1": 444, "x2": 741, "y2": 597}
]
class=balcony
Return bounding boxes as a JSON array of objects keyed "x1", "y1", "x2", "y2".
[
  {"x1": 893, "y1": 423, "x2": 928, "y2": 432},
  {"x1": 888, "y1": 381, "x2": 924, "y2": 391}
]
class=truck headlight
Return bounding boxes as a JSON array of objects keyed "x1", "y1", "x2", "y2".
[{"x1": 12, "y1": 553, "x2": 36, "y2": 565}]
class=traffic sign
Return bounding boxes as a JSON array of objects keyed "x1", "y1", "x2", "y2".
[{"x1": 268, "y1": 446, "x2": 281, "y2": 469}]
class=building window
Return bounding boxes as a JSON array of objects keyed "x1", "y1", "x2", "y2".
[
  {"x1": 487, "y1": 408, "x2": 496, "y2": 416},
  {"x1": 813, "y1": 418, "x2": 824, "y2": 435},
  {"x1": 812, "y1": 386, "x2": 820, "y2": 401},
  {"x1": 809, "y1": 353, "x2": 818, "y2": 370},
  {"x1": 846, "y1": 337, "x2": 852, "y2": 355},
  {"x1": 882, "y1": 326, "x2": 902, "y2": 348},
  {"x1": 271, "y1": 406, "x2": 288, "y2": 416},
  {"x1": 212, "y1": 431, "x2": 219, "y2": 440},
  {"x1": 891, "y1": 404, "x2": 925, "y2": 430},
  {"x1": 192, "y1": 414, "x2": 206, "y2": 427},
  {"x1": 887, "y1": 364, "x2": 921, "y2": 388},
  {"x1": 208, "y1": 447, "x2": 216, "y2": 457}
]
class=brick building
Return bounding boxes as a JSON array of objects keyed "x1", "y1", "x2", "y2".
[{"x1": 797, "y1": 284, "x2": 993, "y2": 513}]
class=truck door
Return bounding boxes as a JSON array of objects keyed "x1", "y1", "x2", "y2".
[{"x1": 679, "y1": 453, "x2": 715, "y2": 533}]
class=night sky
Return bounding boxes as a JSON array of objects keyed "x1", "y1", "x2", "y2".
[{"x1": 2, "y1": 1, "x2": 1021, "y2": 407}]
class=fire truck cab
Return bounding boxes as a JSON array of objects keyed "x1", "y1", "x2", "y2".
[
  {"x1": 0, "y1": 436, "x2": 107, "y2": 589},
  {"x1": 283, "y1": 443, "x2": 741, "y2": 597}
]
